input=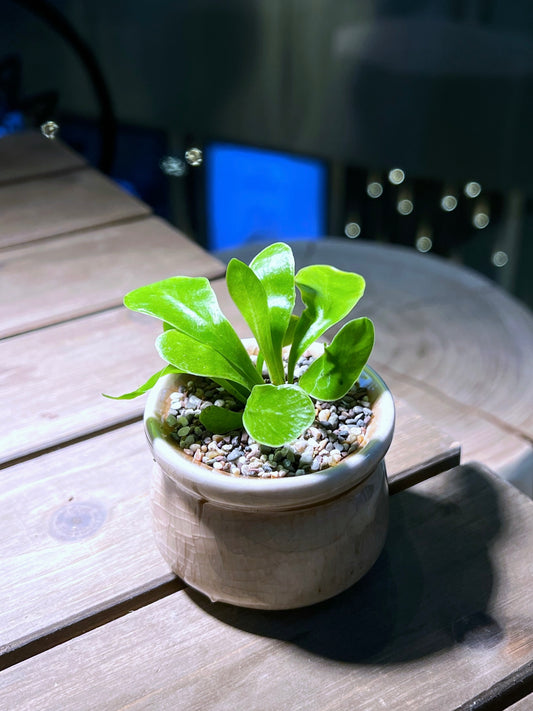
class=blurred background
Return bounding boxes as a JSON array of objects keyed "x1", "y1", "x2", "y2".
[{"x1": 2, "y1": 0, "x2": 533, "y2": 308}]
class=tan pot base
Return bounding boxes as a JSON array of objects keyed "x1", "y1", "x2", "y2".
[{"x1": 151, "y1": 461, "x2": 389, "y2": 609}]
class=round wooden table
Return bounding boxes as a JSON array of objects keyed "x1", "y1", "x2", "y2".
[{"x1": 218, "y1": 238, "x2": 533, "y2": 497}]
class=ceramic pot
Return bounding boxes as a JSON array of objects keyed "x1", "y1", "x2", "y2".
[{"x1": 144, "y1": 341, "x2": 395, "y2": 610}]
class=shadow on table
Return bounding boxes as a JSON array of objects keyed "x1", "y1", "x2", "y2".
[{"x1": 186, "y1": 464, "x2": 505, "y2": 664}]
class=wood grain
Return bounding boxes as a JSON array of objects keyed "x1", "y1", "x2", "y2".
[
  {"x1": 1, "y1": 464, "x2": 531, "y2": 711},
  {"x1": 0, "y1": 422, "x2": 174, "y2": 656},
  {"x1": 0, "y1": 290, "x2": 459, "y2": 476},
  {"x1": 0, "y1": 131, "x2": 85, "y2": 184},
  {"x1": 0, "y1": 167, "x2": 150, "y2": 248},
  {"x1": 0, "y1": 384, "x2": 457, "y2": 654},
  {"x1": 0, "y1": 308, "x2": 161, "y2": 465},
  {"x1": 0, "y1": 217, "x2": 226, "y2": 338},
  {"x1": 0, "y1": 279, "x2": 247, "y2": 465},
  {"x1": 218, "y1": 239, "x2": 533, "y2": 493}
]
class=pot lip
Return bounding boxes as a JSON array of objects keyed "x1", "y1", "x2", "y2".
[{"x1": 144, "y1": 342, "x2": 395, "y2": 511}]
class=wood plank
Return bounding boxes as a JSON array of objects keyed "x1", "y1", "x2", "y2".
[
  {"x1": 0, "y1": 422, "x2": 175, "y2": 660},
  {"x1": 375, "y1": 360, "x2": 533, "y2": 498},
  {"x1": 219, "y1": 239, "x2": 533, "y2": 438},
  {"x1": 0, "y1": 287, "x2": 459, "y2": 474},
  {"x1": 0, "y1": 167, "x2": 150, "y2": 248},
  {"x1": 386, "y1": 398, "x2": 460, "y2": 494},
  {"x1": 0, "y1": 398, "x2": 458, "y2": 660},
  {"x1": 1, "y1": 464, "x2": 531, "y2": 710},
  {"x1": 454, "y1": 663, "x2": 533, "y2": 711},
  {"x1": 0, "y1": 217, "x2": 226, "y2": 338},
  {"x1": 0, "y1": 308, "x2": 161, "y2": 465},
  {"x1": 0, "y1": 280, "x2": 242, "y2": 465},
  {"x1": 0, "y1": 131, "x2": 85, "y2": 184},
  {"x1": 218, "y1": 239, "x2": 533, "y2": 493}
]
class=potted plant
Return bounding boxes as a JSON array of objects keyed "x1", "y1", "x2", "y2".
[{"x1": 107, "y1": 242, "x2": 395, "y2": 609}]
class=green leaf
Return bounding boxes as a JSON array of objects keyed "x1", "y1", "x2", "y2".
[
  {"x1": 212, "y1": 379, "x2": 249, "y2": 404},
  {"x1": 226, "y1": 259, "x2": 285, "y2": 385},
  {"x1": 103, "y1": 364, "x2": 180, "y2": 400},
  {"x1": 288, "y1": 265, "x2": 366, "y2": 381},
  {"x1": 250, "y1": 242, "x2": 295, "y2": 355},
  {"x1": 242, "y1": 384, "x2": 315, "y2": 447},
  {"x1": 282, "y1": 314, "x2": 299, "y2": 347},
  {"x1": 157, "y1": 329, "x2": 253, "y2": 392},
  {"x1": 199, "y1": 406, "x2": 243, "y2": 434},
  {"x1": 124, "y1": 276, "x2": 261, "y2": 389},
  {"x1": 299, "y1": 318, "x2": 374, "y2": 401}
]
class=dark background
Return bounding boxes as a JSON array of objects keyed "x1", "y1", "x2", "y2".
[{"x1": 2, "y1": 0, "x2": 533, "y2": 307}]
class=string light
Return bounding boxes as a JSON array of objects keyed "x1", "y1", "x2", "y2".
[
  {"x1": 491, "y1": 250, "x2": 509, "y2": 267},
  {"x1": 388, "y1": 168, "x2": 405, "y2": 185},
  {"x1": 344, "y1": 221, "x2": 361, "y2": 238},
  {"x1": 464, "y1": 181, "x2": 482, "y2": 198}
]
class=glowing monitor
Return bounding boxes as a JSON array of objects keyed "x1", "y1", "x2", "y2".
[{"x1": 205, "y1": 142, "x2": 327, "y2": 251}]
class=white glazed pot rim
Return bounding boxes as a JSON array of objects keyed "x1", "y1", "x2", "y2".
[{"x1": 144, "y1": 344, "x2": 395, "y2": 512}]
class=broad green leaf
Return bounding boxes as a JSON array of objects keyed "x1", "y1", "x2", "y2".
[
  {"x1": 243, "y1": 384, "x2": 315, "y2": 447},
  {"x1": 124, "y1": 276, "x2": 260, "y2": 389},
  {"x1": 157, "y1": 330, "x2": 253, "y2": 392},
  {"x1": 288, "y1": 265, "x2": 366, "y2": 381},
  {"x1": 250, "y1": 242, "x2": 295, "y2": 355},
  {"x1": 227, "y1": 259, "x2": 284, "y2": 385},
  {"x1": 299, "y1": 318, "x2": 374, "y2": 400},
  {"x1": 103, "y1": 364, "x2": 180, "y2": 400},
  {"x1": 199, "y1": 406, "x2": 243, "y2": 434}
]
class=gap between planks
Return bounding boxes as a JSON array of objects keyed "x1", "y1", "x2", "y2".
[
  {"x1": 0, "y1": 414, "x2": 142, "y2": 471},
  {"x1": 0, "y1": 163, "x2": 85, "y2": 190},
  {"x1": 452, "y1": 660, "x2": 533, "y2": 711},
  {"x1": 0, "y1": 574, "x2": 183, "y2": 671},
  {"x1": 0, "y1": 461, "x2": 450, "y2": 670},
  {"x1": 0, "y1": 211, "x2": 154, "y2": 255}
]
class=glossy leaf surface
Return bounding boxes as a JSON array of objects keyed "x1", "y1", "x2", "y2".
[
  {"x1": 156, "y1": 329, "x2": 253, "y2": 392},
  {"x1": 124, "y1": 276, "x2": 260, "y2": 388},
  {"x1": 288, "y1": 265, "x2": 366, "y2": 380},
  {"x1": 243, "y1": 384, "x2": 315, "y2": 447},
  {"x1": 250, "y1": 242, "x2": 295, "y2": 356},
  {"x1": 227, "y1": 258, "x2": 284, "y2": 385},
  {"x1": 299, "y1": 318, "x2": 375, "y2": 400},
  {"x1": 103, "y1": 364, "x2": 180, "y2": 400},
  {"x1": 199, "y1": 406, "x2": 243, "y2": 434}
]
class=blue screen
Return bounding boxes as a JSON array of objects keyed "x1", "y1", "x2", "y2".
[{"x1": 206, "y1": 142, "x2": 327, "y2": 251}]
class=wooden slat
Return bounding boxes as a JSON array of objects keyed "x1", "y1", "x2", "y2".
[
  {"x1": 0, "y1": 167, "x2": 150, "y2": 248},
  {"x1": 454, "y1": 663, "x2": 533, "y2": 711},
  {"x1": 0, "y1": 217, "x2": 226, "y2": 338},
  {"x1": 0, "y1": 422, "x2": 175, "y2": 658},
  {"x1": 0, "y1": 279, "x2": 243, "y2": 465},
  {"x1": 0, "y1": 131, "x2": 85, "y2": 184},
  {"x1": 1, "y1": 464, "x2": 531, "y2": 710},
  {"x1": 0, "y1": 284, "x2": 459, "y2": 473},
  {"x1": 0, "y1": 308, "x2": 161, "y2": 465},
  {"x1": 220, "y1": 239, "x2": 533, "y2": 439},
  {"x1": 375, "y1": 360, "x2": 533, "y2": 498},
  {"x1": 219, "y1": 239, "x2": 533, "y2": 492},
  {"x1": 0, "y1": 383, "x2": 458, "y2": 655},
  {"x1": 386, "y1": 398, "x2": 460, "y2": 494}
]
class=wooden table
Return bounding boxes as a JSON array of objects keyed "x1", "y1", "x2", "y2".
[{"x1": 1, "y1": 132, "x2": 532, "y2": 710}]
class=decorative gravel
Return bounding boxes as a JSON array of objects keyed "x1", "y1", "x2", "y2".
[{"x1": 163, "y1": 356, "x2": 373, "y2": 478}]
